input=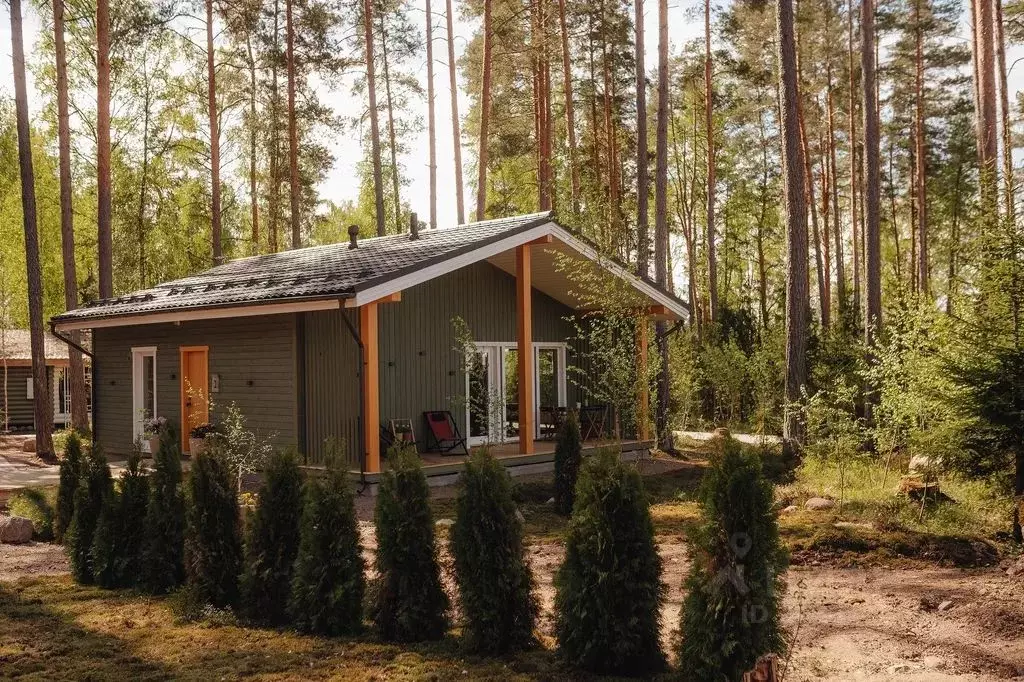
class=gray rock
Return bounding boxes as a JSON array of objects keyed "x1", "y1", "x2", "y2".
[
  {"x1": 436, "y1": 518, "x2": 454, "y2": 527},
  {"x1": 515, "y1": 508, "x2": 526, "y2": 524},
  {"x1": 0, "y1": 515, "x2": 34, "y2": 544},
  {"x1": 804, "y1": 497, "x2": 836, "y2": 511},
  {"x1": 781, "y1": 505, "x2": 799, "y2": 514},
  {"x1": 545, "y1": 497, "x2": 555, "y2": 505},
  {"x1": 922, "y1": 656, "x2": 945, "y2": 669},
  {"x1": 909, "y1": 454, "x2": 940, "y2": 473},
  {"x1": 21, "y1": 439, "x2": 35, "y2": 453},
  {"x1": 937, "y1": 600, "x2": 954, "y2": 612}
]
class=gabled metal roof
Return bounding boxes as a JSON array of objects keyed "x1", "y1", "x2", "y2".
[{"x1": 51, "y1": 212, "x2": 688, "y2": 330}]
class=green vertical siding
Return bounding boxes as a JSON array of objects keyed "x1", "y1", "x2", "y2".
[
  {"x1": 0, "y1": 366, "x2": 38, "y2": 428},
  {"x1": 303, "y1": 260, "x2": 590, "y2": 467},
  {"x1": 93, "y1": 315, "x2": 297, "y2": 455}
]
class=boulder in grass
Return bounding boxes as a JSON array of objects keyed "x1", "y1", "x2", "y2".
[
  {"x1": 804, "y1": 497, "x2": 836, "y2": 511},
  {"x1": 0, "y1": 515, "x2": 35, "y2": 544},
  {"x1": 22, "y1": 439, "x2": 36, "y2": 453}
]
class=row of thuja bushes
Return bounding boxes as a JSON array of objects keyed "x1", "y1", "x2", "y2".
[{"x1": 55, "y1": 418, "x2": 786, "y2": 678}]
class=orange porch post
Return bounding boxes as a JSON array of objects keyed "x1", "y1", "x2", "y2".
[
  {"x1": 360, "y1": 301, "x2": 380, "y2": 473},
  {"x1": 637, "y1": 316, "x2": 650, "y2": 441},
  {"x1": 516, "y1": 243, "x2": 535, "y2": 454}
]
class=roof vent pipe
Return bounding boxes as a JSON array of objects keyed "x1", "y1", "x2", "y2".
[
  {"x1": 409, "y1": 211, "x2": 419, "y2": 240},
  {"x1": 348, "y1": 224, "x2": 360, "y2": 249}
]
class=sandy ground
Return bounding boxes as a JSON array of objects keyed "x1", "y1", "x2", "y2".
[{"x1": 1, "y1": 533, "x2": 1021, "y2": 680}]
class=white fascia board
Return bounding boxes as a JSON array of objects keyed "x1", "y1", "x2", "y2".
[
  {"x1": 53, "y1": 298, "x2": 344, "y2": 332},
  {"x1": 346, "y1": 223, "x2": 556, "y2": 307}
]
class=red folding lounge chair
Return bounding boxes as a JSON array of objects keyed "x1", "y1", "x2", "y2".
[{"x1": 423, "y1": 411, "x2": 468, "y2": 454}]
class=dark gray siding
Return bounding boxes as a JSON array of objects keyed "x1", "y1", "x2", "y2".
[
  {"x1": 93, "y1": 315, "x2": 297, "y2": 454},
  {"x1": 304, "y1": 260, "x2": 587, "y2": 466},
  {"x1": 1, "y1": 366, "x2": 36, "y2": 428}
]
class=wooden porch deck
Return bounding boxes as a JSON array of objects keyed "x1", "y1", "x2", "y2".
[{"x1": 349, "y1": 438, "x2": 654, "y2": 487}]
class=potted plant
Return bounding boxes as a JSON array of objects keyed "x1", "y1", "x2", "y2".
[
  {"x1": 142, "y1": 416, "x2": 168, "y2": 455},
  {"x1": 189, "y1": 422, "x2": 218, "y2": 457}
]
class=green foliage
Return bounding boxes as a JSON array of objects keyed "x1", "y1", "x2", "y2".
[
  {"x1": 55, "y1": 432, "x2": 84, "y2": 543},
  {"x1": 90, "y1": 487, "x2": 120, "y2": 588},
  {"x1": 450, "y1": 449, "x2": 537, "y2": 653},
  {"x1": 370, "y1": 446, "x2": 449, "y2": 642},
  {"x1": 184, "y1": 449, "x2": 243, "y2": 609},
  {"x1": 553, "y1": 410, "x2": 583, "y2": 516},
  {"x1": 94, "y1": 448, "x2": 151, "y2": 589},
  {"x1": 211, "y1": 403, "x2": 274, "y2": 493},
  {"x1": 289, "y1": 454, "x2": 365, "y2": 635},
  {"x1": 242, "y1": 449, "x2": 303, "y2": 625},
  {"x1": 677, "y1": 438, "x2": 787, "y2": 681},
  {"x1": 800, "y1": 381, "x2": 868, "y2": 511},
  {"x1": 65, "y1": 446, "x2": 113, "y2": 585},
  {"x1": 7, "y1": 488, "x2": 55, "y2": 541},
  {"x1": 553, "y1": 448, "x2": 665, "y2": 675},
  {"x1": 142, "y1": 426, "x2": 185, "y2": 594}
]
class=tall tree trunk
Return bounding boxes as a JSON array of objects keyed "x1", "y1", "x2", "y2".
[
  {"x1": 364, "y1": 0, "x2": 386, "y2": 235},
  {"x1": 996, "y1": 0, "x2": 1015, "y2": 223},
  {"x1": 52, "y1": 0, "x2": 88, "y2": 432},
  {"x1": 655, "y1": 0, "x2": 671, "y2": 445},
  {"x1": 97, "y1": 0, "x2": 112, "y2": 298},
  {"x1": 137, "y1": 75, "x2": 151, "y2": 288},
  {"x1": 797, "y1": 94, "x2": 828, "y2": 329},
  {"x1": 828, "y1": 60, "x2": 846, "y2": 316},
  {"x1": 974, "y1": 0, "x2": 998, "y2": 221},
  {"x1": 11, "y1": 0, "x2": 55, "y2": 459},
  {"x1": 848, "y1": 0, "x2": 860, "y2": 324},
  {"x1": 947, "y1": 161, "x2": 963, "y2": 315},
  {"x1": 704, "y1": 0, "x2": 718, "y2": 323},
  {"x1": 246, "y1": 33, "x2": 259, "y2": 252},
  {"x1": 379, "y1": 12, "x2": 404, "y2": 233},
  {"x1": 820, "y1": 142, "x2": 833, "y2": 325},
  {"x1": 914, "y1": 0, "x2": 928, "y2": 296},
  {"x1": 558, "y1": 0, "x2": 579, "y2": 214},
  {"x1": 426, "y1": 0, "x2": 438, "y2": 229},
  {"x1": 476, "y1": 0, "x2": 493, "y2": 221},
  {"x1": 286, "y1": 0, "x2": 301, "y2": 248},
  {"x1": 862, "y1": 0, "x2": 882, "y2": 346},
  {"x1": 445, "y1": 0, "x2": 465, "y2": 224},
  {"x1": 635, "y1": 0, "x2": 649, "y2": 276},
  {"x1": 600, "y1": 9, "x2": 619, "y2": 245},
  {"x1": 533, "y1": 0, "x2": 553, "y2": 211},
  {"x1": 269, "y1": 0, "x2": 281, "y2": 252},
  {"x1": 757, "y1": 105, "x2": 770, "y2": 330},
  {"x1": 779, "y1": 0, "x2": 808, "y2": 443},
  {"x1": 207, "y1": 0, "x2": 223, "y2": 263}
]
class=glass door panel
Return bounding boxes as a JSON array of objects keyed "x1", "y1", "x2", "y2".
[
  {"x1": 503, "y1": 348, "x2": 519, "y2": 440},
  {"x1": 467, "y1": 348, "x2": 491, "y2": 441}
]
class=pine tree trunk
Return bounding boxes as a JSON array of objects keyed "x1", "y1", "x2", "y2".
[
  {"x1": 601, "y1": 9, "x2": 619, "y2": 244},
  {"x1": 828, "y1": 61, "x2": 846, "y2": 315},
  {"x1": 52, "y1": 0, "x2": 88, "y2": 432},
  {"x1": 820, "y1": 146, "x2": 833, "y2": 325},
  {"x1": 364, "y1": 0, "x2": 387, "y2": 235},
  {"x1": 207, "y1": 0, "x2": 223, "y2": 263},
  {"x1": 655, "y1": 0, "x2": 671, "y2": 446},
  {"x1": 137, "y1": 78, "x2": 151, "y2": 288},
  {"x1": 947, "y1": 162, "x2": 963, "y2": 315},
  {"x1": 11, "y1": 0, "x2": 55, "y2": 459},
  {"x1": 862, "y1": 0, "x2": 882, "y2": 345},
  {"x1": 778, "y1": 0, "x2": 808, "y2": 443},
  {"x1": 757, "y1": 105, "x2": 771, "y2": 330},
  {"x1": 974, "y1": 0, "x2": 998, "y2": 223},
  {"x1": 914, "y1": 0, "x2": 928, "y2": 296},
  {"x1": 426, "y1": 0, "x2": 438, "y2": 229},
  {"x1": 246, "y1": 33, "x2": 259, "y2": 252},
  {"x1": 445, "y1": 0, "x2": 465, "y2": 224},
  {"x1": 635, "y1": 0, "x2": 649, "y2": 276},
  {"x1": 269, "y1": 0, "x2": 281, "y2": 252},
  {"x1": 476, "y1": 0, "x2": 493, "y2": 221},
  {"x1": 97, "y1": 0, "x2": 112, "y2": 298},
  {"x1": 558, "y1": 0, "x2": 579, "y2": 214},
  {"x1": 379, "y1": 12, "x2": 403, "y2": 233},
  {"x1": 848, "y1": 0, "x2": 860, "y2": 324},
  {"x1": 705, "y1": 0, "x2": 718, "y2": 323},
  {"x1": 996, "y1": 0, "x2": 1015, "y2": 223},
  {"x1": 797, "y1": 94, "x2": 828, "y2": 329},
  {"x1": 286, "y1": 0, "x2": 302, "y2": 248}
]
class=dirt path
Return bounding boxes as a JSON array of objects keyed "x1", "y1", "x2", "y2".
[{"x1": 4, "y1": 532, "x2": 1021, "y2": 679}]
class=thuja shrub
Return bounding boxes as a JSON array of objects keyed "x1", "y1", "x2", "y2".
[
  {"x1": 142, "y1": 427, "x2": 186, "y2": 594},
  {"x1": 65, "y1": 445, "x2": 113, "y2": 584},
  {"x1": 677, "y1": 437, "x2": 787, "y2": 681},
  {"x1": 55, "y1": 432, "x2": 84, "y2": 542},
  {"x1": 370, "y1": 446, "x2": 449, "y2": 642},
  {"x1": 289, "y1": 458, "x2": 365, "y2": 635},
  {"x1": 554, "y1": 448, "x2": 665, "y2": 675},
  {"x1": 242, "y1": 449, "x2": 303, "y2": 626},
  {"x1": 93, "y1": 447, "x2": 149, "y2": 589},
  {"x1": 450, "y1": 449, "x2": 537, "y2": 653},
  {"x1": 184, "y1": 448, "x2": 243, "y2": 609},
  {"x1": 553, "y1": 410, "x2": 583, "y2": 516}
]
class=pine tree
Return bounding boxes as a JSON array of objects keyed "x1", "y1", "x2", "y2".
[
  {"x1": 242, "y1": 449, "x2": 303, "y2": 625},
  {"x1": 66, "y1": 446, "x2": 113, "y2": 584},
  {"x1": 142, "y1": 427, "x2": 186, "y2": 594},
  {"x1": 370, "y1": 447, "x2": 449, "y2": 642},
  {"x1": 90, "y1": 484, "x2": 120, "y2": 588},
  {"x1": 55, "y1": 432, "x2": 84, "y2": 543},
  {"x1": 184, "y1": 449, "x2": 243, "y2": 609},
  {"x1": 677, "y1": 438, "x2": 787, "y2": 681},
  {"x1": 553, "y1": 410, "x2": 583, "y2": 516},
  {"x1": 450, "y1": 449, "x2": 537, "y2": 652},
  {"x1": 289, "y1": 460, "x2": 365, "y2": 635},
  {"x1": 115, "y1": 449, "x2": 150, "y2": 586},
  {"x1": 554, "y1": 448, "x2": 665, "y2": 674}
]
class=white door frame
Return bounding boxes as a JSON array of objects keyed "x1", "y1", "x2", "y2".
[{"x1": 131, "y1": 346, "x2": 158, "y2": 450}]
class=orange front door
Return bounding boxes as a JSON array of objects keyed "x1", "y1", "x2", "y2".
[{"x1": 179, "y1": 346, "x2": 209, "y2": 453}]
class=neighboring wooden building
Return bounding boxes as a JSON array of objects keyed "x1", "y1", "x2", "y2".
[
  {"x1": 0, "y1": 329, "x2": 91, "y2": 431},
  {"x1": 51, "y1": 213, "x2": 687, "y2": 473}
]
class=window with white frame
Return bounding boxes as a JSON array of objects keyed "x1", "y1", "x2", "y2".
[
  {"x1": 131, "y1": 347, "x2": 157, "y2": 448},
  {"x1": 54, "y1": 366, "x2": 92, "y2": 424}
]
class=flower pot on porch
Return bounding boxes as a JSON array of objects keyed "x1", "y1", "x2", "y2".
[
  {"x1": 147, "y1": 436, "x2": 161, "y2": 456},
  {"x1": 188, "y1": 437, "x2": 207, "y2": 457}
]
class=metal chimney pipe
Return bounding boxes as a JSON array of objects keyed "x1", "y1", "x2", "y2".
[
  {"x1": 409, "y1": 211, "x2": 419, "y2": 240},
  {"x1": 348, "y1": 224, "x2": 360, "y2": 249}
]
